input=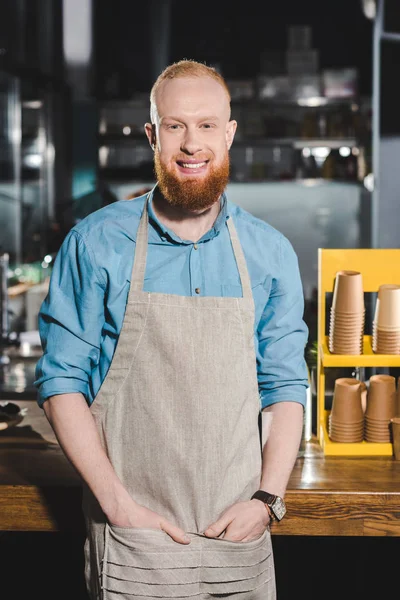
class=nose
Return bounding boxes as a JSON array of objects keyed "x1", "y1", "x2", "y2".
[{"x1": 180, "y1": 128, "x2": 202, "y2": 155}]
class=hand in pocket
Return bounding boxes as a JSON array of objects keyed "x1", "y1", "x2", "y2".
[{"x1": 109, "y1": 502, "x2": 191, "y2": 545}]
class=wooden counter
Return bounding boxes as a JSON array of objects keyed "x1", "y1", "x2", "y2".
[{"x1": 1, "y1": 400, "x2": 400, "y2": 536}]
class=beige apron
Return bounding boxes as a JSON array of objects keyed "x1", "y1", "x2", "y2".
[{"x1": 83, "y1": 197, "x2": 276, "y2": 599}]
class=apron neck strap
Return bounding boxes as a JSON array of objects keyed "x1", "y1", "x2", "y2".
[
  {"x1": 226, "y1": 216, "x2": 253, "y2": 299},
  {"x1": 129, "y1": 195, "x2": 150, "y2": 292},
  {"x1": 130, "y1": 196, "x2": 253, "y2": 299}
]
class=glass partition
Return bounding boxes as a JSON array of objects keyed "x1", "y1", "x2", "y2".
[
  {"x1": 0, "y1": 71, "x2": 54, "y2": 284},
  {"x1": 0, "y1": 71, "x2": 21, "y2": 264}
]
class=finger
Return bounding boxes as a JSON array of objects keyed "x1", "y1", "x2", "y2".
[
  {"x1": 160, "y1": 521, "x2": 191, "y2": 545},
  {"x1": 204, "y1": 516, "x2": 233, "y2": 538},
  {"x1": 223, "y1": 524, "x2": 247, "y2": 542}
]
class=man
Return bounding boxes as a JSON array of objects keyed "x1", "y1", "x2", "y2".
[{"x1": 35, "y1": 59, "x2": 309, "y2": 600}]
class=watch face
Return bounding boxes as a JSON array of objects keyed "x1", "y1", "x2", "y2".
[{"x1": 271, "y1": 497, "x2": 286, "y2": 521}]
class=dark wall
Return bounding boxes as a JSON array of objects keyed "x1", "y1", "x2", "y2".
[{"x1": 93, "y1": 0, "x2": 373, "y2": 98}]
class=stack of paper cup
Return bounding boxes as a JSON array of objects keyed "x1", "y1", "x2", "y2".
[
  {"x1": 364, "y1": 374, "x2": 396, "y2": 443},
  {"x1": 372, "y1": 284, "x2": 400, "y2": 354},
  {"x1": 328, "y1": 378, "x2": 364, "y2": 442},
  {"x1": 329, "y1": 271, "x2": 365, "y2": 355}
]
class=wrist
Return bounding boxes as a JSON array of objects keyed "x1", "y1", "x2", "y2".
[
  {"x1": 100, "y1": 484, "x2": 138, "y2": 523},
  {"x1": 251, "y1": 498, "x2": 273, "y2": 521}
]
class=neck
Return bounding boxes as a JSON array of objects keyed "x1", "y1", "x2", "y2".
[{"x1": 152, "y1": 190, "x2": 222, "y2": 242}]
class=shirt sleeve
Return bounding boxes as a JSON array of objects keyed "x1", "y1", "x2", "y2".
[
  {"x1": 257, "y1": 235, "x2": 309, "y2": 409},
  {"x1": 34, "y1": 230, "x2": 105, "y2": 407}
]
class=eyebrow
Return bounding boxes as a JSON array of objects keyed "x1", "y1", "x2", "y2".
[{"x1": 160, "y1": 116, "x2": 220, "y2": 123}]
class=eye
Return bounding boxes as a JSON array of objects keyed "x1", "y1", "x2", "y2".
[
  {"x1": 167, "y1": 124, "x2": 181, "y2": 130},
  {"x1": 201, "y1": 123, "x2": 214, "y2": 129}
]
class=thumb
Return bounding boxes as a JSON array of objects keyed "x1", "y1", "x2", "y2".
[
  {"x1": 161, "y1": 521, "x2": 191, "y2": 545},
  {"x1": 204, "y1": 516, "x2": 232, "y2": 538}
]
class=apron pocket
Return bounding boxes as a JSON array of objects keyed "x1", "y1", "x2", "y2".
[
  {"x1": 200, "y1": 528, "x2": 273, "y2": 595},
  {"x1": 102, "y1": 525, "x2": 272, "y2": 598},
  {"x1": 102, "y1": 524, "x2": 201, "y2": 598}
]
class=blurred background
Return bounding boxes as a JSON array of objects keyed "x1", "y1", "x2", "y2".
[{"x1": 1, "y1": 0, "x2": 400, "y2": 393}]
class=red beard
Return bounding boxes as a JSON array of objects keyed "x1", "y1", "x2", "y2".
[{"x1": 154, "y1": 150, "x2": 230, "y2": 211}]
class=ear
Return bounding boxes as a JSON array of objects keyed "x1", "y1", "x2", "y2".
[
  {"x1": 226, "y1": 120, "x2": 237, "y2": 150},
  {"x1": 144, "y1": 123, "x2": 156, "y2": 150}
]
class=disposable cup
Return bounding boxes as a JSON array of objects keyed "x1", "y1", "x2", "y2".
[
  {"x1": 329, "y1": 430, "x2": 364, "y2": 443},
  {"x1": 330, "y1": 340, "x2": 364, "y2": 350},
  {"x1": 329, "y1": 424, "x2": 364, "y2": 435},
  {"x1": 329, "y1": 340, "x2": 363, "y2": 349},
  {"x1": 364, "y1": 418, "x2": 390, "y2": 431},
  {"x1": 372, "y1": 323, "x2": 400, "y2": 334},
  {"x1": 329, "y1": 416, "x2": 364, "y2": 430},
  {"x1": 373, "y1": 285, "x2": 400, "y2": 329},
  {"x1": 330, "y1": 335, "x2": 363, "y2": 341},
  {"x1": 330, "y1": 317, "x2": 365, "y2": 327},
  {"x1": 390, "y1": 417, "x2": 400, "y2": 459},
  {"x1": 372, "y1": 338, "x2": 400, "y2": 352},
  {"x1": 330, "y1": 309, "x2": 365, "y2": 322},
  {"x1": 329, "y1": 342, "x2": 363, "y2": 355},
  {"x1": 330, "y1": 327, "x2": 365, "y2": 337},
  {"x1": 378, "y1": 284, "x2": 400, "y2": 297},
  {"x1": 365, "y1": 414, "x2": 391, "y2": 425},
  {"x1": 329, "y1": 429, "x2": 364, "y2": 441},
  {"x1": 332, "y1": 271, "x2": 364, "y2": 314},
  {"x1": 373, "y1": 331, "x2": 400, "y2": 346},
  {"x1": 329, "y1": 346, "x2": 363, "y2": 355},
  {"x1": 330, "y1": 321, "x2": 364, "y2": 329},
  {"x1": 364, "y1": 428, "x2": 390, "y2": 441},
  {"x1": 329, "y1": 434, "x2": 364, "y2": 443},
  {"x1": 365, "y1": 433, "x2": 391, "y2": 443},
  {"x1": 373, "y1": 346, "x2": 400, "y2": 355},
  {"x1": 373, "y1": 341, "x2": 400, "y2": 350},
  {"x1": 331, "y1": 378, "x2": 363, "y2": 423},
  {"x1": 396, "y1": 378, "x2": 400, "y2": 417},
  {"x1": 365, "y1": 423, "x2": 391, "y2": 435},
  {"x1": 365, "y1": 374, "x2": 396, "y2": 420}
]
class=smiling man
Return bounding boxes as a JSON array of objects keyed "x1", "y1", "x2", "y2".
[{"x1": 35, "y1": 59, "x2": 309, "y2": 600}]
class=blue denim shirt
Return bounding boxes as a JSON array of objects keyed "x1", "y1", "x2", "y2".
[{"x1": 34, "y1": 187, "x2": 309, "y2": 409}]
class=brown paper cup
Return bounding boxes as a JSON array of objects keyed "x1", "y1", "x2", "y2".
[
  {"x1": 365, "y1": 375, "x2": 396, "y2": 420},
  {"x1": 390, "y1": 417, "x2": 400, "y2": 459},
  {"x1": 329, "y1": 430, "x2": 364, "y2": 443},
  {"x1": 373, "y1": 285, "x2": 400, "y2": 329},
  {"x1": 396, "y1": 378, "x2": 400, "y2": 417},
  {"x1": 330, "y1": 309, "x2": 366, "y2": 323},
  {"x1": 332, "y1": 271, "x2": 364, "y2": 314},
  {"x1": 331, "y1": 378, "x2": 363, "y2": 423}
]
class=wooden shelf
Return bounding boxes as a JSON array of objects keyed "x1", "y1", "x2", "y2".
[{"x1": 320, "y1": 335, "x2": 400, "y2": 367}]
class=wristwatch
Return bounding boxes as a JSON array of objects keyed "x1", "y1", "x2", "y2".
[{"x1": 251, "y1": 490, "x2": 287, "y2": 521}]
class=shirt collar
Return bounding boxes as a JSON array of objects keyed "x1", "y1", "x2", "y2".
[{"x1": 147, "y1": 184, "x2": 230, "y2": 245}]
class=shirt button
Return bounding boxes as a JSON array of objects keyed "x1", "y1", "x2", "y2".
[
  {"x1": 193, "y1": 243, "x2": 198, "y2": 250},
  {"x1": 195, "y1": 287, "x2": 200, "y2": 294}
]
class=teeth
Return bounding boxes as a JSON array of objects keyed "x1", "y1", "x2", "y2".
[{"x1": 181, "y1": 162, "x2": 206, "y2": 169}]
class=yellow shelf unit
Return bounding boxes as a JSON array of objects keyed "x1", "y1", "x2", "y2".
[{"x1": 317, "y1": 248, "x2": 400, "y2": 456}]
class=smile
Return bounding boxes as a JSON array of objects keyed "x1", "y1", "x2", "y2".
[
  {"x1": 180, "y1": 162, "x2": 207, "y2": 169},
  {"x1": 176, "y1": 160, "x2": 209, "y2": 173}
]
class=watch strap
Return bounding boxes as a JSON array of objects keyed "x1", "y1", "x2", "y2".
[{"x1": 251, "y1": 489, "x2": 286, "y2": 521}]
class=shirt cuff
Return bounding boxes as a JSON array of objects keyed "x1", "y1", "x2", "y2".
[
  {"x1": 36, "y1": 378, "x2": 89, "y2": 408},
  {"x1": 260, "y1": 386, "x2": 308, "y2": 410}
]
